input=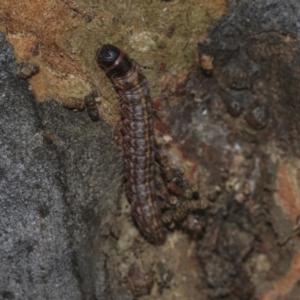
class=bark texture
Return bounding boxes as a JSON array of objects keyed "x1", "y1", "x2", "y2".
[{"x1": 1, "y1": 1, "x2": 300, "y2": 299}]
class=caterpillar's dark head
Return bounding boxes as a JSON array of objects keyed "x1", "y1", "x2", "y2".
[{"x1": 96, "y1": 44, "x2": 132, "y2": 78}]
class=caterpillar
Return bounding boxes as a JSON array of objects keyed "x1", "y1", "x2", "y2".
[{"x1": 96, "y1": 44, "x2": 165, "y2": 244}]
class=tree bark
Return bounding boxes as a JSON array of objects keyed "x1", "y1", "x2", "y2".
[{"x1": 1, "y1": 1, "x2": 300, "y2": 299}]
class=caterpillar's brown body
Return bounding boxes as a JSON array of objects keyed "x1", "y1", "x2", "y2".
[{"x1": 96, "y1": 44, "x2": 165, "y2": 244}]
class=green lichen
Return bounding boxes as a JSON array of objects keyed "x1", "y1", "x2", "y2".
[{"x1": 59, "y1": 0, "x2": 224, "y2": 104}]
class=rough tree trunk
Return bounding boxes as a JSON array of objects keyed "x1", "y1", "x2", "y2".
[{"x1": 1, "y1": 1, "x2": 300, "y2": 300}]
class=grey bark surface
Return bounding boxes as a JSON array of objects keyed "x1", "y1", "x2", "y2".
[{"x1": 0, "y1": 33, "x2": 128, "y2": 299}]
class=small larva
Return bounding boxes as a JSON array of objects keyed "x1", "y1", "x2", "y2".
[
  {"x1": 96, "y1": 44, "x2": 165, "y2": 244},
  {"x1": 84, "y1": 90, "x2": 100, "y2": 121}
]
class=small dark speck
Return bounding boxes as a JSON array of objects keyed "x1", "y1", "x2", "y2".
[
  {"x1": 192, "y1": 191, "x2": 200, "y2": 200},
  {"x1": 26, "y1": 245, "x2": 34, "y2": 254},
  {"x1": 38, "y1": 205, "x2": 50, "y2": 218},
  {"x1": 2, "y1": 291, "x2": 15, "y2": 300},
  {"x1": 85, "y1": 13, "x2": 94, "y2": 23}
]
